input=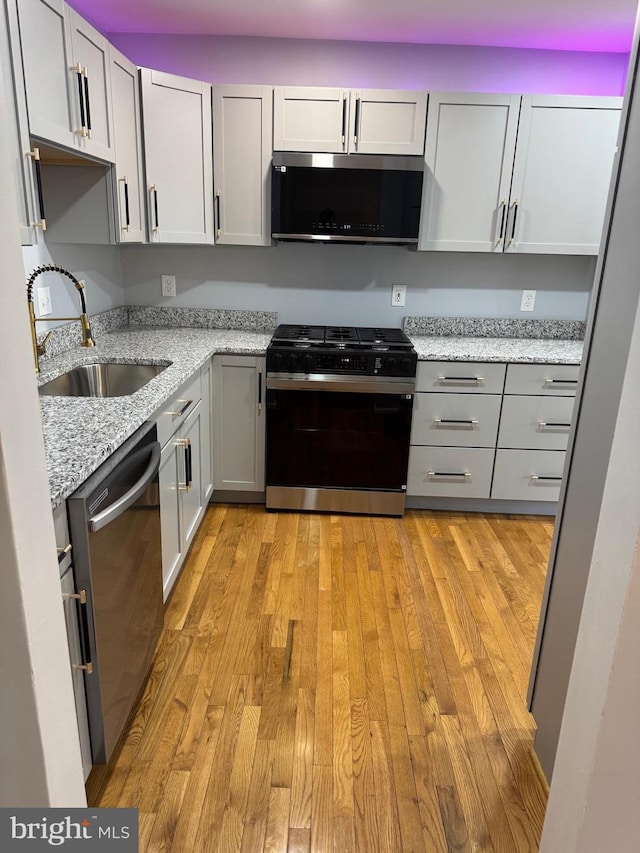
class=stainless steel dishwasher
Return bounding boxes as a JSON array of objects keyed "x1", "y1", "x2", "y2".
[{"x1": 68, "y1": 421, "x2": 163, "y2": 765}]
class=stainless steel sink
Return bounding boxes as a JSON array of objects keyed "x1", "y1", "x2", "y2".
[{"x1": 38, "y1": 362, "x2": 168, "y2": 398}]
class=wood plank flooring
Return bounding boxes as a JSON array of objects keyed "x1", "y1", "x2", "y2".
[{"x1": 87, "y1": 506, "x2": 552, "y2": 852}]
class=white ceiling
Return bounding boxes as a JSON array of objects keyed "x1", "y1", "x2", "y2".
[{"x1": 69, "y1": 0, "x2": 638, "y2": 53}]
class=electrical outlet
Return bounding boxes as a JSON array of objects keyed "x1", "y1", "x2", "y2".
[
  {"x1": 161, "y1": 275, "x2": 176, "y2": 297},
  {"x1": 391, "y1": 283, "x2": 406, "y2": 307},
  {"x1": 37, "y1": 286, "x2": 52, "y2": 316},
  {"x1": 521, "y1": 289, "x2": 536, "y2": 312}
]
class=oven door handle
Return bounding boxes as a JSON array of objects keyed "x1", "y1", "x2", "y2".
[
  {"x1": 88, "y1": 442, "x2": 161, "y2": 533},
  {"x1": 266, "y1": 375, "x2": 415, "y2": 395}
]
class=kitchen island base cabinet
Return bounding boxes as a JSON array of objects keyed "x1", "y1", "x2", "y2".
[{"x1": 212, "y1": 354, "x2": 265, "y2": 495}]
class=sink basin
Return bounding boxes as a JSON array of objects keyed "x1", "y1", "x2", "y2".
[{"x1": 38, "y1": 362, "x2": 168, "y2": 398}]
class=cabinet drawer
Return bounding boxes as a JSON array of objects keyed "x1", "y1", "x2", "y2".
[
  {"x1": 416, "y1": 361, "x2": 506, "y2": 394},
  {"x1": 407, "y1": 447, "x2": 494, "y2": 498},
  {"x1": 491, "y1": 449, "x2": 566, "y2": 501},
  {"x1": 498, "y1": 396, "x2": 575, "y2": 450},
  {"x1": 411, "y1": 393, "x2": 501, "y2": 447},
  {"x1": 155, "y1": 369, "x2": 202, "y2": 447},
  {"x1": 504, "y1": 363, "x2": 580, "y2": 396}
]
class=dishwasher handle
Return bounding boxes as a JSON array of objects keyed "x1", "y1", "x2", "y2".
[{"x1": 89, "y1": 442, "x2": 161, "y2": 533}]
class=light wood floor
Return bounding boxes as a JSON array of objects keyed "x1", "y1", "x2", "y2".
[{"x1": 87, "y1": 505, "x2": 552, "y2": 852}]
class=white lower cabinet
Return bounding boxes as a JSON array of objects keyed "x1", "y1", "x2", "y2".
[
  {"x1": 492, "y1": 449, "x2": 566, "y2": 502},
  {"x1": 156, "y1": 364, "x2": 212, "y2": 601},
  {"x1": 212, "y1": 354, "x2": 265, "y2": 493},
  {"x1": 407, "y1": 359, "x2": 578, "y2": 508},
  {"x1": 408, "y1": 446, "x2": 495, "y2": 498}
]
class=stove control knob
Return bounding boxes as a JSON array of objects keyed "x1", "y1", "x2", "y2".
[
  {"x1": 300, "y1": 353, "x2": 314, "y2": 372},
  {"x1": 385, "y1": 356, "x2": 397, "y2": 373},
  {"x1": 400, "y1": 357, "x2": 413, "y2": 374},
  {"x1": 270, "y1": 351, "x2": 284, "y2": 370},
  {"x1": 286, "y1": 352, "x2": 299, "y2": 371}
]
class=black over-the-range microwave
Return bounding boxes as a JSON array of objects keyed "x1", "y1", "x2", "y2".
[{"x1": 271, "y1": 151, "x2": 424, "y2": 245}]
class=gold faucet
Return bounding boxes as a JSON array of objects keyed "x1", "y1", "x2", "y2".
[{"x1": 26, "y1": 264, "x2": 95, "y2": 373}]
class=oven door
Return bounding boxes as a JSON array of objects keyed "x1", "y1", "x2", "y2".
[{"x1": 265, "y1": 376, "x2": 414, "y2": 516}]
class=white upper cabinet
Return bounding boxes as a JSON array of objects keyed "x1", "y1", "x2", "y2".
[
  {"x1": 17, "y1": 0, "x2": 115, "y2": 162},
  {"x1": 508, "y1": 95, "x2": 622, "y2": 254},
  {"x1": 212, "y1": 85, "x2": 272, "y2": 246},
  {"x1": 273, "y1": 86, "x2": 427, "y2": 155},
  {"x1": 419, "y1": 92, "x2": 621, "y2": 255},
  {"x1": 419, "y1": 93, "x2": 520, "y2": 252},
  {"x1": 110, "y1": 47, "x2": 145, "y2": 242},
  {"x1": 140, "y1": 68, "x2": 214, "y2": 244},
  {"x1": 2, "y1": 0, "x2": 40, "y2": 244}
]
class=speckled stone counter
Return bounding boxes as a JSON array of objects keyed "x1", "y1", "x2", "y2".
[
  {"x1": 39, "y1": 326, "x2": 272, "y2": 509},
  {"x1": 408, "y1": 335, "x2": 583, "y2": 364}
]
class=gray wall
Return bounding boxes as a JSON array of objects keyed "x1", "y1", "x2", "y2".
[{"x1": 121, "y1": 243, "x2": 595, "y2": 326}]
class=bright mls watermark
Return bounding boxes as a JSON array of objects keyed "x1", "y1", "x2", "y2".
[{"x1": 0, "y1": 809, "x2": 138, "y2": 850}]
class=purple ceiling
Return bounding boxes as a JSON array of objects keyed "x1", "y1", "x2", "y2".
[{"x1": 68, "y1": 0, "x2": 637, "y2": 54}]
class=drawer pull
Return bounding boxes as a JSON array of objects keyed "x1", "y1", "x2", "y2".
[
  {"x1": 437, "y1": 375, "x2": 484, "y2": 385},
  {"x1": 537, "y1": 421, "x2": 571, "y2": 430},
  {"x1": 530, "y1": 475, "x2": 562, "y2": 483},
  {"x1": 433, "y1": 417, "x2": 479, "y2": 428},
  {"x1": 544, "y1": 378, "x2": 578, "y2": 387},
  {"x1": 167, "y1": 399, "x2": 193, "y2": 417},
  {"x1": 427, "y1": 470, "x2": 471, "y2": 480}
]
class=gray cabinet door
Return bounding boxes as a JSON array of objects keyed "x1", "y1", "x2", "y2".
[
  {"x1": 351, "y1": 89, "x2": 427, "y2": 155},
  {"x1": 67, "y1": 8, "x2": 114, "y2": 162},
  {"x1": 273, "y1": 86, "x2": 349, "y2": 153},
  {"x1": 110, "y1": 47, "x2": 145, "y2": 242},
  {"x1": 212, "y1": 355, "x2": 265, "y2": 492},
  {"x1": 213, "y1": 85, "x2": 272, "y2": 245},
  {"x1": 159, "y1": 436, "x2": 183, "y2": 600},
  {"x1": 17, "y1": 0, "x2": 75, "y2": 149},
  {"x1": 418, "y1": 92, "x2": 521, "y2": 252},
  {"x1": 508, "y1": 95, "x2": 622, "y2": 255},
  {"x1": 141, "y1": 68, "x2": 214, "y2": 244},
  {"x1": 2, "y1": 0, "x2": 39, "y2": 244}
]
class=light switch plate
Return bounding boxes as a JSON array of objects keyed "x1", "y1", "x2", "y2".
[{"x1": 37, "y1": 286, "x2": 52, "y2": 316}]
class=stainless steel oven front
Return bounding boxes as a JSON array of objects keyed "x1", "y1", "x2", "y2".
[{"x1": 265, "y1": 373, "x2": 415, "y2": 516}]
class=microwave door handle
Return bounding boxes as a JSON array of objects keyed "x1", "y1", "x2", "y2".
[{"x1": 88, "y1": 442, "x2": 161, "y2": 533}]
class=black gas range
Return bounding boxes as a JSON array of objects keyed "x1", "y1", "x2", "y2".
[
  {"x1": 266, "y1": 324, "x2": 417, "y2": 379},
  {"x1": 265, "y1": 325, "x2": 417, "y2": 517}
]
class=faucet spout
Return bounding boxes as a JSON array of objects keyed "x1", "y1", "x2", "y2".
[{"x1": 26, "y1": 264, "x2": 95, "y2": 373}]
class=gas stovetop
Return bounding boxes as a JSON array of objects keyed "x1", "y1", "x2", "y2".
[{"x1": 267, "y1": 324, "x2": 417, "y2": 378}]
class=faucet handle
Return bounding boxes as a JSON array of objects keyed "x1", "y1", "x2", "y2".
[{"x1": 37, "y1": 331, "x2": 52, "y2": 358}]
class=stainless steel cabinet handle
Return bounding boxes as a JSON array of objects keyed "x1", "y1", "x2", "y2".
[
  {"x1": 494, "y1": 199, "x2": 507, "y2": 248},
  {"x1": 507, "y1": 199, "x2": 519, "y2": 247},
  {"x1": 437, "y1": 375, "x2": 485, "y2": 385},
  {"x1": 176, "y1": 438, "x2": 192, "y2": 492},
  {"x1": 150, "y1": 184, "x2": 159, "y2": 232},
  {"x1": 118, "y1": 176, "x2": 130, "y2": 231},
  {"x1": 215, "y1": 190, "x2": 221, "y2": 238},
  {"x1": 427, "y1": 471, "x2": 471, "y2": 480},
  {"x1": 544, "y1": 377, "x2": 578, "y2": 387},
  {"x1": 530, "y1": 475, "x2": 562, "y2": 482},
  {"x1": 27, "y1": 147, "x2": 47, "y2": 230},
  {"x1": 63, "y1": 589, "x2": 94, "y2": 674},
  {"x1": 167, "y1": 399, "x2": 193, "y2": 417},
  {"x1": 537, "y1": 421, "x2": 572, "y2": 430},
  {"x1": 433, "y1": 417, "x2": 479, "y2": 427}
]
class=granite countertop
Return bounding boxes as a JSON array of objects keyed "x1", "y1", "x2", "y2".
[
  {"x1": 408, "y1": 334, "x2": 583, "y2": 364},
  {"x1": 40, "y1": 326, "x2": 271, "y2": 509},
  {"x1": 404, "y1": 316, "x2": 584, "y2": 364}
]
